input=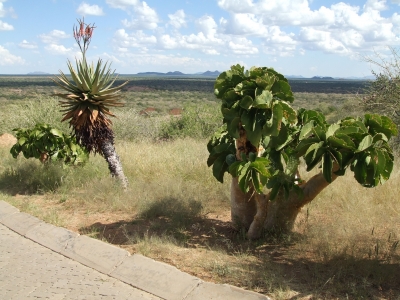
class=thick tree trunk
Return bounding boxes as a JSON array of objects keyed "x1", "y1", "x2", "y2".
[
  {"x1": 101, "y1": 139, "x2": 128, "y2": 190},
  {"x1": 230, "y1": 177, "x2": 257, "y2": 229},
  {"x1": 230, "y1": 164, "x2": 340, "y2": 238}
]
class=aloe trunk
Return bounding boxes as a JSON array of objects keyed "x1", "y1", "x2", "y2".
[{"x1": 100, "y1": 139, "x2": 128, "y2": 190}]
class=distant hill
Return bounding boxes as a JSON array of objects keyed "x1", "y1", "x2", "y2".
[
  {"x1": 136, "y1": 70, "x2": 220, "y2": 77},
  {"x1": 311, "y1": 76, "x2": 335, "y2": 80},
  {"x1": 201, "y1": 70, "x2": 220, "y2": 76},
  {"x1": 137, "y1": 72, "x2": 167, "y2": 76},
  {"x1": 165, "y1": 71, "x2": 185, "y2": 76},
  {"x1": 27, "y1": 71, "x2": 50, "y2": 75},
  {"x1": 285, "y1": 75, "x2": 305, "y2": 79}
]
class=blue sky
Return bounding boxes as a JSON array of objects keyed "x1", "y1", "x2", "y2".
[{"x1": 0, "y1": 0, "x2": 399, "y2": 77}]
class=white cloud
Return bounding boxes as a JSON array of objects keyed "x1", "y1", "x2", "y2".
[
  {"x1": 77, "y1": 2, "x2": 104, "y2": 16},
  {"x1": 0, "y1": 20, "x2": 12, "y2": 30},
  {"x1": 299, "y1": 28, "x2": 349, "y2": 54},
  {"x1": 39, "y1": 30, "x2": 69, "y2": 44},
  {"x1": 112, "y1": 12, "x2": 266, "y2": 57},
  {"x1": 115, "y1": 52, "x2": 205, "y2": 70},
  {"x1": 0, "y1": 1, "x2": 6, "y2": 18},
  {"x1": 391, "y1": 0, "x2": 400, "y2": 4},
  {"x1": 203, "y1": 49, "x2": 220, "y2": 55},
  {"x1": 19, "y1": 40, "x2": 38, "y2": 49},
  {"x1": 218, "y1": 0, "x2": 335, "y2": 26},
  {"x1": 107, "y1": 0, "x2": 159, "y2": 30},
  {"x1": 220, "y1": 13, "x2": 267, "y2": 36},
  {"x1": 363, "y1": 0, "x2": 387, "y2": 11},
  {"x1": 196, "y1": 15, "x2": 217, "y2": 37},
  {"x1": 168, "y1": 9, "x2": 186, "y2": 29},
  {"x1": 106, "y1": 0, "x2": 139, "y2": 10},
  {"x1": 229, "y1": 37, "x2": 259, "y2": 55},
  {"x1": 113, "y1": 29, "x2": 156, "y2": 49},
  {"x1": 0, "y1": 45, "x2": 24, "y2": 65},
  {"x1": 45, "y1": 44, "x2": 73, "y2": 55},
  {"x1": 217, "y1": 0, "x2": 399, "y2": 56}
]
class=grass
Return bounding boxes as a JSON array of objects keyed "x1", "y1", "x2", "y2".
[
  {"x1": 1, "y1": 139, "x2": 399, "y2": 299},
  {"x1": 0, "y1": 82, "x2": 399, "y2": 299}
]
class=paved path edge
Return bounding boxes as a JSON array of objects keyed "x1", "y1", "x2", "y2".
[{"x1": 0, "y1": 200, "x2": 271, "y2": 300}]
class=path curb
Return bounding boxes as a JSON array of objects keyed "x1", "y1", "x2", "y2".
[{"x1": 0, "y1": 200, "x2": 271, "y2": 300}]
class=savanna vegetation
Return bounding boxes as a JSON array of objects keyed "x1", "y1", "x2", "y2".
[
  {"x1": 0, "y1": 72, "x2": 399, "y2": 299},
  {"x1": 0, "y1": 21, "x2": 399, "y2": 298}
]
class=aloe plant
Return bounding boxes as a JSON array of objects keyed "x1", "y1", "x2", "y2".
[
  {"x1": 208, "y1": 65, "x2": 397, "y2": 238},
  {"x1": 52, "y1": 18, "x2": 128, "y2": 188}
]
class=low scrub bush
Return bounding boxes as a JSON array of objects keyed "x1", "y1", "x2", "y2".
[
  {"x1": 0, "y1": 96, "x2": 70, "y2": 134},
  {"x1": 159, "y1": 103, "x2": 221, "y2": 140}
]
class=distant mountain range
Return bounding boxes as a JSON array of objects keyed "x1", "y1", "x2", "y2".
[
  {"x1": 136, "y1": 70, "x2": 221, "y2": 77},
  {"x1": 27, "y1": 71, "x2": 50, "y2": 75},
  {"x1": 23, "y1": 70, "x2": 374, "y2": 80}
]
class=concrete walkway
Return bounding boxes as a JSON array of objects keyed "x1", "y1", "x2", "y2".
[{"x1": 0, "y1": 201, "x2": 270, "y2": 300}]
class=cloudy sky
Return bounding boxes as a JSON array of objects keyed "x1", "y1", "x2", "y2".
[{"x1": 0, "y1": 0, "x2": 399, "y2": 77}]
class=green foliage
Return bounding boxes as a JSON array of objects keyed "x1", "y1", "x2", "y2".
[
  {"x1": 52, "y1": 57, "x2": 128, "y2": 114},
  {"x1": 10, "y1": 123, "x2": 89, "y2": 165},
  {"x1": 206, "y1": 127, "x2": 236, "y2": 183},
  {"x1": 208, "y1": 65, "x2": 397, "y2": 199},
  {"x1": 214, "y1": 64, "x2": 296, "y2": 146},
  {"x1": 297, "y1": 112, "x2": 397, "y2": 187},
  {"x1": 228, "y1": 155, "x2": 270, "y2": 194},
  {"x1": 0, "y1": 96, "x2": 70, "y2": 135},
  {"x1": 160, "y1": 103, "x2": 221, "y2": 140}
]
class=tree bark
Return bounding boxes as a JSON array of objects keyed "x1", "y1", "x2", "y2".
[
  {"x1": 101, "y1": 139, "x2": 128, "y2": 190},
  {"x1": 230, "y1": 164, "x2": 341, "y2": 237},
  {"x1": 230, "y1": 177, "x2": 257, "y2": 229}
]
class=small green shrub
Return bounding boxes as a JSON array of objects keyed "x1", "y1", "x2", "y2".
[
  {"x1": 159, "y1": 103, "x2": 221, "y2": 140},
  {"x1": 10, "y1": 123, "x2": 89, "y2": 165}
]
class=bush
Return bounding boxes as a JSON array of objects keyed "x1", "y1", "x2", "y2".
[
  {"x1": 113, "y1": 108, "x2": 162, "y2": 141},
  {"x1": 0, "y1": 96, "x2": 70, "y2": 134},
  {"x1": 159, "y1": 103, "x2": 221, "y2": 140},
  {"x1": 362, "y1": 47, "x2": 400, "y2": 145},
  {"x1": 10, "y1": 123, "x2": 88, "y2": 165}
]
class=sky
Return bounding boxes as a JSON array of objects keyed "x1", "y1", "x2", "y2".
[{"x1": 0, "y1": 0, "x2": 399, "y2": 77}]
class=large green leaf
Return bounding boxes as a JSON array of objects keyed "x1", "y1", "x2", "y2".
[
  {"x1": 357, "y1": 135, "x2": 373, "y2": 152},
  {"x1": 326, "y1": 124, "x2": 340, "y2": 139},
  {"x1": 295, "y1": 137, "x2": 321, "y2": 156},
  {"x1": 228, "y1": 117, "x2": 241, "y2": 139},
  {"x1": 212, "y1": 154, "x2": 229, "y2": 183},
  {"x1": 239, "y1": 95, "x2": 254, "y2": 110},
  {"x1": 255, "y1": 73, "x2": 275, "y2": 90},
  {"x1": 299, "y1": 121, "x2": 315, "y2": 140},
  {"x1": 280, "y1": 101, "x2": 297, "y2": 124},
  {"x1": 263, "y1": 103, "x2": 283, "y2": 137},
  {"x1": 253, "y1": 90, "x2": 273, "y2": 108},
  {"x1": 329, "y1": 133, "x2": 356, "y2": 150},
  {"x1": 304, "y1": 141, "x2": 325, "y2": 171}
]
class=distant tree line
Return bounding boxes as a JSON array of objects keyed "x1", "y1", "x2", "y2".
[{"x1": 0, "y1": 76, "x2": 370, "y2": 94}]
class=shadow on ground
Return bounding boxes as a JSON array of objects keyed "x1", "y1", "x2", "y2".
[{"x1": 79, "y1": 197, "x2": 400, "y2": 300}]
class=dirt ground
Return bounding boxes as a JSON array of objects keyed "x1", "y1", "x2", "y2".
[
  {"x1": 1, "y1": 133, "x2": 398, "y2": 299},
  {"x1": 0, "y1": 133, "x2": 17, "y2": 147}
]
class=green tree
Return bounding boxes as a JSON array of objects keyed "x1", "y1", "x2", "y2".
[
  {"x1": 52, "y1": 18, "x2": 128, "y2": 188},
  {"x1": 208, "y1": 65, "x2": 397, "y2": 239}
]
